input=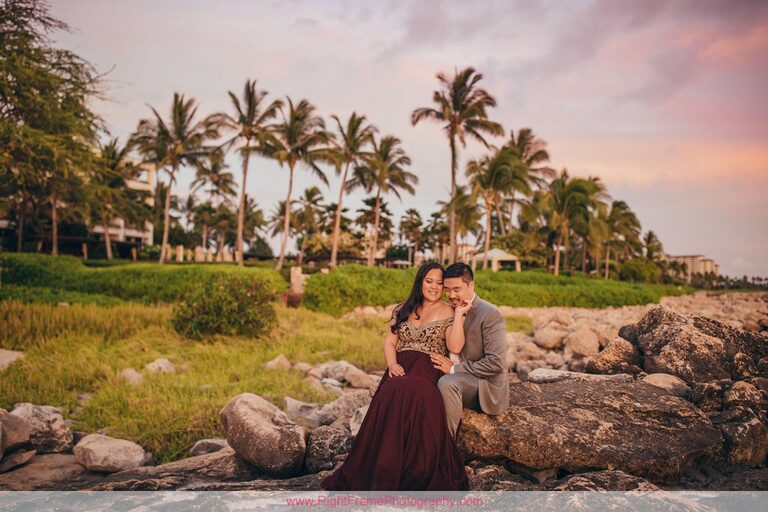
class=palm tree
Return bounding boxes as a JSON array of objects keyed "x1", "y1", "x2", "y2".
[
  {"x1": 603, "y1": 200, "x2": 641, "y2": 278},
  {"x1": 425, "y1": 211, "x2": 450, "y2": 264},
  {"x1": 643, "y1": 230, "x2": 663, "y2": 261},
  {"x1": 348, "y1": 135, "x2": 417, "y2": 266},
  {"x1": 467, "y1": 145, "x2": 525, "y2": 269},
  {"x1": 438, "y1": 185, "x2": 481, "y2": 257},
  {"x1": 191, "y1": 148, "x2": 237, "y2": 206},
  {"x1": 399, "y1": 208, "x2": 423, "y2": 265},
  {"x1": 90, "y1": 137, "x2": 150, "y2": 260},
  {"x1": 193, "y1": 201, "x2": 216, "y2": 250},
  {"x1": 411, "y1": 67, "x2": 503, "y2": 264},
  {"x1": 506, "y1": 128, "x2": 554, "y2": 232},
  {"x1": 216, "y1": 79, "x2": 282, "y2": 265},
  {"x1": 132, "y1": 92, "x2": 219, "y2": 263},
  {"x1": 294, "y1": 186, "x2": 324, "y2": 265},
  {"x1": 265, "y1": 98, "x2": 333, "y2": 270},
  {"x1": 544, "y1": 170, "x2": 607, "y2": 276},
  {"x1": 328, "y1": 112, "x2": 376, "y2": 267}
]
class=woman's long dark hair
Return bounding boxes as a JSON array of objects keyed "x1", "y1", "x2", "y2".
[{"x1": 390, "y1": 261, "x2": 444, "y2": 334}]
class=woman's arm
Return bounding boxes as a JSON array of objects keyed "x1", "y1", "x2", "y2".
[
  {"x1": 383, "y1": 318, "x2": 405, "y2": 376},
  {"x1": 445, "y1": 299, "x2": 471, "y2": 353}
]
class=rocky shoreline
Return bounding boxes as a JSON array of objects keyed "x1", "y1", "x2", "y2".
[{"x1": 1, "y1": 291, "x2": 766, "y2": 491}]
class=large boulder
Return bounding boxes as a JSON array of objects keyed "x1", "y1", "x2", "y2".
[
  {"x1": 317, "y1": 390, "x2": 370, "y2": 426},
  {"x1": 0, "y1": 453, "x2": 106, "y2": 490},
  {"x1": 304, "y1": 426, "x2": 353, "y2": 473},
  {"x1": 219, "y1": 393, "x2": 306, "y2": 477},
  {"x1": 73, "y1": 434, "x2": 147, "y2": 473},
  {"x1": 457, "y1": 379, "x2": 723, "y2": 483},
  {"x1": 10, "y1": 404, "x2": 72, "y2": 454},
  {"x1": 585, "y1": 338, "x2": 641, "y2": 375},
  {"x1": 533, "y1": 326, "x2": 568, "y2": 350},
  {"x1": 0, "y1": 408, "x2": 31, "y2": 456},
  {"x1": 618, "y1": 305, "x2": 768, "y2": 385},
  {"x1": 98, "y1": 446, "x2": 262, "y2": 490}
]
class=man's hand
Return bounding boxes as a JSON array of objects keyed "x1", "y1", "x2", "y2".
[{"x1": 430, "y1": 353, "x2": 453, "y2": 374}]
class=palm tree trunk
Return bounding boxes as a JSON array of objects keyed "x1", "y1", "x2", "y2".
[
  {"x1": 159, "y1": 169, "x2": 175, "y2": 264},
  {"x1": 330, "y1": 162, "x2": 350, "y2": 268},
  {"x1": 483, "y1": 202, "x2": 492, "y2": 269},
  {"x1": 235, "y1": 139, "x2": 251, "y2": 266},
  {"x1": 50, "y1": 196, "x2": 58, "y2": 256},
  {"x1": 448, "y1": 134, "x2": 458, "y2": 264},
  {"x1": 298, "y1": 232, "x2": 306, "y2": 266},
  {"x1": 554, "y1": 233, "x2": 562, "y2": 276},
  {"x1": 368, "y1": 190, "x2": 381, "y2": 267},
  {"x1": 508, "y1": 190, "x2": 516, "y2": 234},
  {"x1": 202, "y1": 225, "x2": 208, "y2": 250},
  {"x1": 276, "y1": 163, "x2": 295, "y2": 270},
  {"x1": 407, "y1": 245, "x2": 412, "y2": 265},
  {"x1": 16, "y1": 211, "x2": 23, "y2": 252},
  {"x1": 604, "y1": 246, "x2": 610, "y2": 279},
  {"x1": 581, "y1": 239, "x2": 587, "y2": 273},
  {"x1": 103, "y1": 219, "x2": 113, "y2": 260},
  {"x1": 495, "y1": 201, "x2": 507, "y2": 236}
]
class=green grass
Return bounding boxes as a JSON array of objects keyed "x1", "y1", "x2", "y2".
[
  {"x1": 0, "y1": 284, "x2": 127, "y2": 307},
  {"x1": 506, "y1": 315, "x2": 533, "y2": 335},
  {"x1": 0, "y1": 302, "x2": 388, "y2": 463},
  {"x1": 0, "y1": 253, "x2": 287, "y2": 303},
  {"x1": 304, "y1": 265, "x2": 694, "y2": 316}
]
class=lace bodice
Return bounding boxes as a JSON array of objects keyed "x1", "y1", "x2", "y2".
[{"x1": 395, "y1": 317, "x2": 453, "y2": 356}]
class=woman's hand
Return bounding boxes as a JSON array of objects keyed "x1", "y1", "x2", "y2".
[{"x1": 388, "y1": 363, "x2": 405, "y2": 377}]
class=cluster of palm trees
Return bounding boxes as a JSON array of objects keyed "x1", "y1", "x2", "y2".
[{"x1": 128, "y1": 80, "x2": 423, "y2": 270}]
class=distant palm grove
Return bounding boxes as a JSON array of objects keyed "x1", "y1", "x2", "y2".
[{"x1": 0, "y1": 0, "x2": 758, "y2": 290}]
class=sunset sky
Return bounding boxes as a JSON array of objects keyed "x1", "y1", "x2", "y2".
[{"x1": 52, "y1": 0, "x2": 768, "y2": 277}]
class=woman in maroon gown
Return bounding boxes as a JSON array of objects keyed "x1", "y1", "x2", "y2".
[{"x1": 321, "y1": 262, "x2": 470, "y2": 491}]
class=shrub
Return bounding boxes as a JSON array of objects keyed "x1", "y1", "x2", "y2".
[
  {"x1": 304, "y1": 264, "x2": 692, "y2": 316},
  {"x1": 172, "y1": 275, "x2": 277, "y2": 340},
  {"x1": 619, "y1": 259, "x2": 662, "y2": 284},
  {"x1": 0, "y1": 253, "x2": 287, "y2": 302}
]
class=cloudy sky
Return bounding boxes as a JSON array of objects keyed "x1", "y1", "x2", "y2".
[{"x1": 52, "y1": 0, "x2": 768, "y2": 277}]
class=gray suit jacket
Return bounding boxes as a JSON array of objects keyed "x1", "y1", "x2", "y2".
[{"x1": 454, "y1": 294, "x2": 509, "y2": 414}]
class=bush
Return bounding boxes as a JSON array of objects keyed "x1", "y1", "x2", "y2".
[
  {"x1": 619, "y1": 259, "x2": 662, "y2": 284},
  {"x1": 0, "y1": 253, "x2": 287, "y2": 303},
  {"x1": 172, "y1": 275, "x2": 277, "y2": 340},
  {"x1": 304, "y1": 264, "x2": 692, "y2": 316}
]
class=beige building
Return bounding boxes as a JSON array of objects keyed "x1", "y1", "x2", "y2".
[{"x1": 662, "y1": 253, "x2": 720, "y2": 282}]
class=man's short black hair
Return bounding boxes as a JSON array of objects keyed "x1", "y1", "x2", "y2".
[{"x1": 444, "y1": 263, "x2": 474, "y2": 284}]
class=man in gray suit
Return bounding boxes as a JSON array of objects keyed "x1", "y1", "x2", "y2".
[{"x1": 430, "y1": 263, "x2": 509, "y2": 439}]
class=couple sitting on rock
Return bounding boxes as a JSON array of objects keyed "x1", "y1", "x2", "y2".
[{"x1": 321, "y1": 262, "x2": 509, "y2": 491}]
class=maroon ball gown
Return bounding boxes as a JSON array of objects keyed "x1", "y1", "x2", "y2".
[{"x1": 321, "y1": 318, "x2": 469, "y2": 491}]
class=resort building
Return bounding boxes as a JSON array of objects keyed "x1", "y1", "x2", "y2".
[{"x1": 662, "y1": 253, "x2": 720, "y2": 282}]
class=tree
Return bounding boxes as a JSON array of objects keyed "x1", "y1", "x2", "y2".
[
  {"x1": 216, "y1": 79, "x2": 282, "y2": 265},
  {"x1": 347, "y1": 135, "x2": 417, "y2": 266},
  {"x1": 411, "y1": 67, "x2": 503, "y2": 263},
  {"x1": 399, "y1": 208, "x2": 423, "y2": 265},
  {"x1": 1, "y1": 0, "x2": 103, "y2": 255},
  {"x1": 643, "y1": 230, "x2": 664, "y2": 261},
  {"x1": 294, "y1": 186, "x2": 323, "y2": 265},
  {"x1": 505, "y1": 128, "x2": 554, "y2": 233},
  {"x1": 544, "y1": 170, "x2": 607, "y2": 276},
  {"x1": 265, "y1": 98, "x2": 333, "y2": 270},
  {"x1": 467, "y1": 145, "x2": 529, "y2": 268},
  {"x1": 193, "y1": 201, "x2": 216, "y2": 250},
  {"x1": 603, "y1": 200, "x2": 642, "y2": 278},
  {"x1": 132, "y1": 93, "x2": 219, "y2": 263},
  {"x1": 190, "y1": 148, "x2": 236, "y2": 206},
  {"x1": 89, "y1": 137, "x2": 150, "y2": 259},
  {"x1": 328, "y1": 112, "x2": 376, "y2": 267}
]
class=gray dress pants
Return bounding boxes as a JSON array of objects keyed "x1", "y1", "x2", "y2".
[{"x1": 437, "y1": 372, "x2": 481, "y2": 439}]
